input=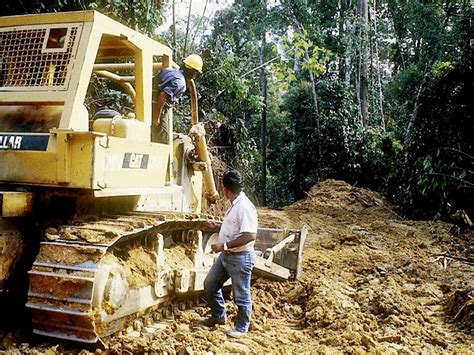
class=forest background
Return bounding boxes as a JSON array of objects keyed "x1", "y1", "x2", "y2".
[{"x1": 2, "y1": 0, "x2": 472, "y2": 220}]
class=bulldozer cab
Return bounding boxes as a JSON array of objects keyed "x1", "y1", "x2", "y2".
[{"x1": 0, "y1": 11, "x2": 184, "y2": 197}]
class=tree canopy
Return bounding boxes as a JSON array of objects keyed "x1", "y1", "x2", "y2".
[{"x1": 195, "y1": 0, "x2": 473, "y2": 220}]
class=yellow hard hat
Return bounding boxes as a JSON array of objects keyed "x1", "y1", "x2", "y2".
[{"x1": 183, "y1": 54, "x2": 203, "y2": 73}]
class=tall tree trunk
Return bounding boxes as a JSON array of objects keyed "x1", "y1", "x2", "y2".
[
  {"x1": 369, "y1": 31, "x2": 375, "y2": 123},
  {"x1": 172, "y1": 0, "x2": 177, "y2": 61},
  {"x1": 290, "y1": 7, "x2": 320, "y2": 164},
  {"x1": 357, "y1": 0, "x2": 369, "y2": 126},
  {"x1": 405, "y1": 61, "x2": 431, "y2": 145},
  {"x1": 338, "y1": 0, "x2": 345, "y2": 80},
  {"x1": 260, "y1": 8, "x2": 267, "y2": 206},
  {"x1": 191, "y1": 0, "x2": 209, "y2": 48},
  {"x1": 372, "y1": 0, "x2": 385, "y2": 130},
  {"x1": 355, "y1": 60, "x2": 362, "y2": 121},
  {"x1": 339, "y1": 0, "x2": 353, "y2": 83},
  {"x1": 292, "y1": 26, "x2": 319, "y2": 116},
  {"x1": 344, "y1": 17, "x2": 353, "y2": 84},
  {"x1": 405, "y1": 4, "x2": 453, "y2": 144},
  {"x1": 306, "y1": 51, "x2": 319, "y2": 117},
  {"x1": 183, "y1": 0, "x2": 193, "y2": 57},
  {"x1": 288, "y1": 5, "x2": 318, "y2": 115}
]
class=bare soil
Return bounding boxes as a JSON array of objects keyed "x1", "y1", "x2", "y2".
[{"x1": 1, "y1": 180, "x2": 472, "y2": 353}]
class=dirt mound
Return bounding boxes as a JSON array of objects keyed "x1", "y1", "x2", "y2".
[
  {"x1": 289, "y1": 179, "x2": 395, "y2": 217},
  {"x1": 177, "y1": 180, "x2": 472, "y2": 353},
  {"x1": 249, "y1": 180, "x2": 473, "y2": 353}
]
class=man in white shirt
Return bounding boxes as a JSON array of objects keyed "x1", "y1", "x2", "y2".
[{"x1": 200, "y1": 170, "x2": 258, "y2": 338}]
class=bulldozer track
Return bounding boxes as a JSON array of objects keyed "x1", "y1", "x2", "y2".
[{"x1": 26, "y1": 212, "x2": 221, "y2": 345}]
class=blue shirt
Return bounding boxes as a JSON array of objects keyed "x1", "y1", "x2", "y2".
[{"x1": 156, "y1": 68, "x2": 186, "y2": 107}]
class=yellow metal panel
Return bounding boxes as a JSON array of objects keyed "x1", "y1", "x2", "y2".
[
  {"x1": 92, "y1": 11, "x2": 174, "y2": 60},
  {"x1": 134, "y1": 48, "x2": 153, "y2": 124},
  {"x1": 132, "y1": 186, "x2": 183, "y2": 212},
  {"x1": 56, "y1": 131, "x2": 71, "y2": 183},
  {"x1": 58, "y1": 22, "x2": 97, "y2": 130},
  {"x1": 68, "y1": 134, "x2": 95, "y2": 187},
  {"x1": 54, "y1": 132, "x2": 95, "y2": 186},
  {"x1": 47, "y1": 131, "x2": 95, "y2": 187},
  {"x1": 0, "y1": 133, "x2": 95, "y2": 188},
  {"x1": 0, "y1": 133, "x2": 169, "y2": 190},
  {"x1": 0, "y1": 92, "x2": 65, "y2": 105},
  {"x1": 0, "y1": 192, "x2": 34, "y2": 217},
  {"x1": 190, "y1": 172, "x2": 203, "y2": 213},
  {"x1": 0, "y1": 11, "x2": 94, "y2": 27},
  {"x1": 93, "y1": 137, "x2": 169, "y2": 189},
  {"x1": 0, "y1": 151, "x2": 58, "y2": 185}
]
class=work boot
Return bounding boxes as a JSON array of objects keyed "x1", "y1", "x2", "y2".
[
  {"x1": 199, "y1": 316, "x2": 226, "y2": 327},
  {"x1": 225, "y1": 328, "x2": 246, "y2": 338}
]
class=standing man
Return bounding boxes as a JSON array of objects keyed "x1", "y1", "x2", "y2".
[
  {"x1": 152, "y1": 54, "x2": 203, "y2": 143},
  {"x1": 201, "y1": 170, "x2": 258, "y2": 338}
]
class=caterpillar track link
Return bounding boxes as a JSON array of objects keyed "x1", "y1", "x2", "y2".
[{"x1": 26, "y1": 212, "x2": 221, "y2": 345}]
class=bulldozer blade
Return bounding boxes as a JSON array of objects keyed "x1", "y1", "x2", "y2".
[{"x1": 253, "y1": 226, "x2": 307, "y2": 281}]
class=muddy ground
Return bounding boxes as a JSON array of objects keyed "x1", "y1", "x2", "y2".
[{"x1": 1, "y1": 180, "x2": 473, "y2": 353}]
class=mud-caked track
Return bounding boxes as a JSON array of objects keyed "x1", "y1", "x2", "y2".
[{"x1": 27, "y1": 212, "x2": 221, "y2": 345}]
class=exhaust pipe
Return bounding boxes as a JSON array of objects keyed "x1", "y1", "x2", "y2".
[{"x1": 187, "y1": 79, "x2": 219, "y2": 204}]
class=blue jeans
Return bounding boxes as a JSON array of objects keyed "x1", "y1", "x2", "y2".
[
  {"x1": 151, "y1": 107, "x2": 171, "y2": 144},
  {"x1": 204, "y1": 251, "x2": 255, "y2": 333}
]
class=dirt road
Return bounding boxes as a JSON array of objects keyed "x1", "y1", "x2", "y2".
[{"x1": 1, "y1": 180, "x2": 472, "y2": 353}]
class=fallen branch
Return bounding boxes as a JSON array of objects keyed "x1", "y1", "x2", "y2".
[
  {"x1": 430, "y1": 253, "x2": 474, "y2": 267},
  {"x1": 303, "y1": 191, "x2": 315, "y2": 202}
]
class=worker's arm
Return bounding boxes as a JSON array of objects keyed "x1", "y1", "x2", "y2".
[
  {"x1": 211, "y1": 232, "x2": 256, "y2": 252},
  {"x1": 205, "y1": 220, "x2": 222, "y2": 232},
  {"x1": 152, "y1": 91, "x2": 169, "y2": 126}
]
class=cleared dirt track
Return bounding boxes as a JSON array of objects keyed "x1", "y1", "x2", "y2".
[{"x1": 1, "y1": 180, "x2": 472, "y2": 353}]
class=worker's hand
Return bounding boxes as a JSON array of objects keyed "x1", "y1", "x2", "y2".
[
  {"x1": 153, "y1": 117, "x2": 161, "y2": 126},
  {"x1": 205, "y1": 220, "x2": 222, "y2": 232},
  {"x1": 211, "y1": 243, "x2": 225, "y2": 253}
]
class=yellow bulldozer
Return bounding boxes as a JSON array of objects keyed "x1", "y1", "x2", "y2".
[{"x1": 0, "y1": 11, "x2": 307, "y2": 345}]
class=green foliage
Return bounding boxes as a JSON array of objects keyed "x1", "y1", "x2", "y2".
[
  {"x1": 197, "y1": 44, "x2": 261, "y2": 186},
  {"x1": 85, "y1": 76, "x2": 134, "y2": 115},
  {"x1": 277, "y1": 79, "x2": 396, "y2": 203},
  {"x1": 88, "y1": 0, "x2": 164, "y2": 34},
  {"x1": 2, "y1": 0, "x2": 164, "y2": 35},
  {"x1": 293, "y1": 31, "x2": 332, "y2": 77},
  {"x1": 384, "y1": 64, "x2": 424, "y2": 137},
  {"x1": 398, "y1": 154, "x2": 471, "y2": 219},
  {"x1": 266, "y1": 108, "x2": 294, "y2": 206},
  {"x1": 393, "y1": 58, "x2": 473, "y2": 218},
  {"x1": 196, "y1": 0, "x2": 472, "y2": 220},
  {"x1": 273, "y1": 31, "x2": 332, "y2": 90}
]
